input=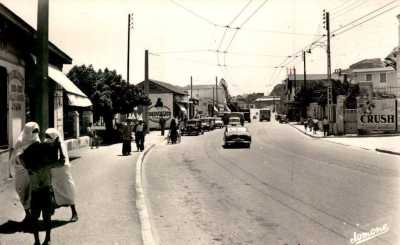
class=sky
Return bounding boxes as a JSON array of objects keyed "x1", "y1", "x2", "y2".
[{"x1": 1, "y1": 0, "x2": 399, "y2": 96}]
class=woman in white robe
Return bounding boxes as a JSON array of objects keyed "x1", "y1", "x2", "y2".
[
  {"x1": 9, "y1": 122, "x2": 41, "y2": 222},
  {"x1": 45, "y1": 128, "x2": 78, "y2": 222}
]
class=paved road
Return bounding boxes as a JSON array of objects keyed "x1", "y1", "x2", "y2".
[
  {"x1": 0, "y1": 143, "x2": 142, "y2": 245},
  {"x1": 144, "y1": 122, "x2": 400, "y2": 245}
]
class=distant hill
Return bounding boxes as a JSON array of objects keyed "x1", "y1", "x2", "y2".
[{"x1": 269, "y1": 84, "x2": 285, "y2": 97}]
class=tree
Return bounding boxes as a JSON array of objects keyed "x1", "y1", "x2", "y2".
[{"x1": 67, "y1": 65, "x2": 150, "y2": 141}]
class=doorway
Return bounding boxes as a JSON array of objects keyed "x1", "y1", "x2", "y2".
[{"x1": 0, "y1": 66, "x2": 8, "y2": 148}]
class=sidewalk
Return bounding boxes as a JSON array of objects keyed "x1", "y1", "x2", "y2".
[
  {"x1": 290, "y1": 123, "x2": 400, "y2": 155},
  {"x1": 0, "y1": 130, "x2": 165, "y2": 244}
]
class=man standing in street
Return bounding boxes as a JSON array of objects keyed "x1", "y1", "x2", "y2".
[
  {"x1": 134, "y1": 120, "x2": 146, "y2": 152},
  {"x1": 322, "y1": 117, "x2": 329, "y2": 136},
  {"x1": 159, "y1": 117, "x2": 165, "y2": 136},
  {"x1": 121, "y1": 120, "x2": 133, "y2": 156}
]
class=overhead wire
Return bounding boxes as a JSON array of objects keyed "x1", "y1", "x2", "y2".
[
  {"x1": 332, "y1": 0, "x2": 369, "y2": 20},
  {"x1": 331, "y1": 0, "x2": 398, "y2": 33},
  {"x1": 332, "y1": 3, "x2": 399, "y2": 37},
  {"x1": 168, "y1": 0, "x2": 221, "y2": 27}
]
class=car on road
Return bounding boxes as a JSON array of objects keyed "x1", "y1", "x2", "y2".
[
  {"x1": 214, "y1": 117, "x2": 224, "y2": 128},
  {"x1": 228, "y1": 117, "x2": 241, "y2": 126},
  {"x1": 279, "y1": 115, "x2": 288, "y2": 123},
  {"x1": 224, "y1": 125, "x2": 251, "y2": 148},
  {"x1": 182, "y1": 119, "x2": 203, "y2": 136},
  {"x1": 200, "y1": 118, "x2": 211, "y2": 131}
]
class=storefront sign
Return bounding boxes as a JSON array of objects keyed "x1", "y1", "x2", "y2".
[
  {"x1": 357, "y1": 98, "x2": 396, "y2": 131},
  {"x1": 9, "y1": 70, "x2": 24, "y2": 111},
  {"x1": 148, "y1": 106, "x2": 171, "y2": 123}
]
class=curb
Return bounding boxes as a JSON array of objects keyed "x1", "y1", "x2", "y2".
[
  {"x1": 288, "y1": 124, "x2": 323, "y2": 139},
  {"x1": 136, "y1": 144, "x2": 157, "y2": 245},
  {"x1": 136, "y1": 137, "x2": 166, "y2": 245},
  {"x1": 289, "y1": 123, "x2": 400, "y2": 156},
  {"x1": 375, "y1": 148, "x2": 400, "y2": 156}
]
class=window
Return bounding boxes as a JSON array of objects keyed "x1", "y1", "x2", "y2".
[
  {"x1": 380, "y1": 73, "x2": 386, "y2": 83},
  {"x1": 0, "y1": 67, "x2": 8, "y2": 148},
  {"x1": 366, "y1": 74, "x2": 372, "y2": 81}
]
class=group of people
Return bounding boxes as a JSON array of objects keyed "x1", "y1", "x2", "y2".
[
  {"x1": 121, "y1": 119, "x2": 147, "y2": 156},
  {"x1": 9, "y1": 122, "x2": 78, "y2": 245},
  {"x1": 303, "y1": 117, "x2": 330, "y2": 136}
]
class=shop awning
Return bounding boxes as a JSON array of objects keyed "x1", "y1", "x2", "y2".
[{"x1": 48, "y1": 66, "x2": 92, "y2": 107}]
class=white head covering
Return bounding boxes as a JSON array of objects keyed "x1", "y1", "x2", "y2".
[
  {"x1": 45, "y1": 128, "x2": 70, "y2": 165},
  {"x1": 14, "y1": 122, "x2": 41, "y2": 156}
]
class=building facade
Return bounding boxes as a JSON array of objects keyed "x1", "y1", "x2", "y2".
[
  {"x1": 0, "y1": 3, "x2": 92, "y2": 182},
  {"x1": 183, "y1": 84, "x2": 227, "y2": 117}
]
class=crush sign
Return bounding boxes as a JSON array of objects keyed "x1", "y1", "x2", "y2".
[
  {"x1": 148, "y1": 106, "x2": 171, "y2": 123},
  {"x1": 357, "y1": 98, "x2": 397, "y2": 131}
]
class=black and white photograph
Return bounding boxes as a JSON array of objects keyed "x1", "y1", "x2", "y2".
[{"x1": 0, "y1": 0, "x2": 400, "y2": 244}]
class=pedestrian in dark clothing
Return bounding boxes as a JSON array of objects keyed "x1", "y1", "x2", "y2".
[
  {"x1": 308, "y1": 118, "x2": 313, "y2": 132},
  {"x1": 169, "y1": 118, "x2": 178, "y2": 144},
  {"x1": 134, "y1": 120, "x2": 146, "y2": 151},
  {"x1": 121, "y1": 120, "x2": 133, "y2": 155},
  {"x1": 21, "y1": 125, "x2": 65, "y2": 245},
  {"x1": 87, "y1": 123, "x2": 98, "y2": 149},
  {"x1": 312, "y1": 118, "x2": 319, "y2": 134},
  {"x1": 159, "y1": 117, "x2": 166, "y2": 136},
  {"x1": 322, "y1": 117, "x2": 329, "y2": 136},
  {"x1": 304, "y1": 119, "x2": 308, "y2": 131}
]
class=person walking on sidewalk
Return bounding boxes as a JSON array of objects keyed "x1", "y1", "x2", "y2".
[
  {"x1": 322, "y1": 117, "x2": 329, "y2": 136},
  {"x1": 312, "y1": 118, "x2": 319, "y2": 135},
  {"x1": 87, "y1": 123, "x2": 98, "y2": 149},
  {"x1": 9, "y1": 122, "x2": 40, "y2": 224},
  {"x1": 21, "y1": 125, "x2": 66, "y2": 245},
  {"x1": 121, "y1": 120, "x2": 133, "y2": 156},
  {"x1": 134, "y1": 120, "x2": 146, "y2": 152},
  {"x1": 45, "y1": 128, "x2": 79, "y2": 222},
  {"x1": 169, "y1": 118, "x2": 178, "y2": 144}
]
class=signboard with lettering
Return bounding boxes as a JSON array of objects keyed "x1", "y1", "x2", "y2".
[
  {"x1": 357, "y1": 98, "x2": 396, "y2": 131},
  {"x1": 148, "y1": 105, "x2": 172, "y2": 123},
  {"x1": 8, "y1": 70, "x2": 24, "y2": 112}
]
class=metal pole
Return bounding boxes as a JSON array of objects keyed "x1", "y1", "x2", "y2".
[
  {"x1": 35, "y1": 0, "x2": 49, "y2": 132},
  {"x1": 144, "y1": 50, "x2": 149, "y2": 131},
  {"x1": 326, "y1": 11, "x2": 333, "y2": 122},
  {"x1": 212, "y1": 87, "x2": 215, "y2": 117},
  {"x1": 127, "y1": 14, "x2": 132, "y2": 84},
  {"x1": 215, "y1": 76, "x2": 218, "y2": 113},
  {"x1": 190, "y1": 76, "x2": 193, "y2": 119}
]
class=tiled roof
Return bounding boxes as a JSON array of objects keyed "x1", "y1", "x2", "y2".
[{"x1": 138, "y1": 79, "x2": 187, "y2": 95}]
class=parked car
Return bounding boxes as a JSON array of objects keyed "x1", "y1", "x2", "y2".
[
  {"x1": 224, "y1": 125, "x2": 251, "y2": 148},
  {"x1": 200, "y1": 118, "x2": 211, "y2": 131},
  {"x1": 214, "y1": 117, "x2": 224, "y2": 128},
  {"x1": 279, "y1": 115, "x2": 288, "y2": 123},
  {"x1": 182, "y1": 119, "x2": 203, "y2": 136}
]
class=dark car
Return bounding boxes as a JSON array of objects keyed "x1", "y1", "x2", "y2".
[
  {"x1": 200, "y1": 118, "x2": 211, "y2": 131},
  {"x1": 279, "y1": 115, "x2": 288, "y2": 123},
  {"x1": 182, "y1": 119, "x2": 203, "y2": 136},
  {"x1": 224, "y1": 125, "x2": 251, "y2": 148}
]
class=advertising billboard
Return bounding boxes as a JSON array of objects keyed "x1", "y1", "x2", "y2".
[{"x1": 357, "y1": 98, "x2": 397, "y2": 131}]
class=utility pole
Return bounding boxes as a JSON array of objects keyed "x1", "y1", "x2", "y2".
[
  {"x1": 215, "y1": 76, "x2": 218, "y2": 113},
  {"x1": 303, "y1": 50, "x2": 307, "y2": 91},
  {"x1": 35, "y1": 0, "x2": 49, "y2": 131},
  {"x1": 190, "y1": 76, "x2": 193, "y2": 119},
  {"x1": 212, "y1": 87, "x2": 215, "y2": 117},
  {"x1": 127, "y1": 13, "x2": 133, "y2": 84},
  {"x1": 144, "y1": 50, "x2": 149, "y2": 131},
  {"x1": 324, "y1": 10, "x2": 333, "y2": 123}
]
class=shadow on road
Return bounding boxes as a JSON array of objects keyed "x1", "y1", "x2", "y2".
[{"x1": 0, "y1": 219, "x2": 71, "y2": 234}]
